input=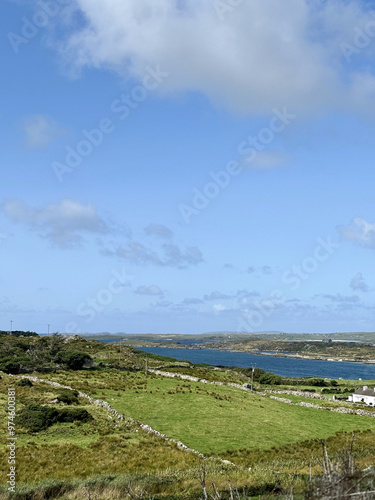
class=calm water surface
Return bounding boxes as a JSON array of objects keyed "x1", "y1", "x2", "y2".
[{"x1": 135, "y1": 346, "x2": 375, "y2": 380}]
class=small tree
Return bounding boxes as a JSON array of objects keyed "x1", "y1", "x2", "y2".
[
  {"x1": 259, "y1": 372, "x2": 282, "y2": 385},
  {"x1": 252, "y1": 368, "x2": 266, "y2": 381},
  {"x1": 54, "y1": 351, "x2": 91, "y2": 370}
]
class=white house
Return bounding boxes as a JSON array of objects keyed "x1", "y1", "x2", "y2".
[{"x1": 348, "y1": 386, "x2": 375, "y2": 406}]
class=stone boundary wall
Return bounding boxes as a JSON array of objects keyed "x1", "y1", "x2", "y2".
[
  {"x1": 148, "y1": 369, "x2": 251, "y2": 393},
  {"x1": 264, "y1": 389, "x2": 322, "y2": 399}
]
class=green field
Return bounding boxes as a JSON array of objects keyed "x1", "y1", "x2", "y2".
[
  {"x1": 36, "y1": 368, "x2": 375, "y2": 457},
  {"x1": 97, "y1": 375, "x2": 375, "y2": 455}
]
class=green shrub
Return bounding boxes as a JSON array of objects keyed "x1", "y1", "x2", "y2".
[
  {"x1": 322, "y1": 387, "x2": 341, "y2": 393},
  {"x1": 16, "y1": 378, "x2": 33, "y2": 387},
  {"x1": 306, "y1": 377, "x2": 329, "y2": 387},
  {"x1": 56, "y1": 389, "x2": 79, "y2": 405},
  {"x1": 57, "y1": 407, "x2": 93, "y2": 424},
  {"x1": 250, "y1": 367, "x2": 266, "y2": 380},
  {"x1": 15, "y1": 403, "x2": 92, "y2": 432},
  {"x1": 259, "y1": 372, "x2": 282, "y2": 385},
  {"x1": 16, "y1": 404, "x2": 59, "y2": 432},
  {"x1": 54, "y1": 351, "x2": 91, "y2": 370},
  {"x1": 0, "y1": 355, "x2": 26, "y2": 374}
]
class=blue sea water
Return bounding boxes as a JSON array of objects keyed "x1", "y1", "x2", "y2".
[
  {"x1": 99, "y1": 338, "x2": 209, "y2": 345},
  {"x1": 134, "y1": 346, "x2": 375, "y2": 380}
]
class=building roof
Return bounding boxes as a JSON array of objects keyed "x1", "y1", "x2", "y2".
[{"x1": 354, "y1": 388, "x2": 375, "y2": 397}]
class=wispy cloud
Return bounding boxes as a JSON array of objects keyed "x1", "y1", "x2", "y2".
[
  {"x1": 338, "y1": 217, "x2": 375, "y2": 249},
  {"x1": 135, "y1": 285, "x2": 164, "y2": 296},
  {"x1": 183, "y1": 297, "x2": 204, "y2": 305},
  {"x1": 320, "y1": 293, "x2": 360, "y2": 303},
  {"x1": 103, "y1": 240, "x2": 203, "y2": 269},
  {"x1": 247, "y1": 265, "x2": 273, "y2": 275},
  {"x1": 20, "y1": 114, "x2": 66, "y2": 149},
  {"x1": 350, "y1": 272, "x2": 369, "y2": 292},
  {"x1": 242, "y1": 150, "x2": 289, "y2": 170},
  {"x1": 2, "y1": 198, "x2": 109, "y2": 248},
  {"x1": 204, "y1": 291, "x2": 232, "y2": 301},
  {"x1": 144, "y1": 223, "x2": 173, "y2": 239}
]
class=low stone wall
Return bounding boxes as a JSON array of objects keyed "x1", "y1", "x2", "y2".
[
  {"x1": 269, "y1": 395, "x2": 292, "y2": 404},
  {"x1": 265, "y1": 389, "x2": 322, "y2": 399},
  {"x1": 148, "y1": 369, "x2": 251, "y2": 393}
]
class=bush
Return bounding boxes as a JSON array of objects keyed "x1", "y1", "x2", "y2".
[
  {"x1": 16, "y1": 378, "x2": 33, "y2": 387},
  {"x1": 322, "y1": 387, "x2": 344, "y2": 394},
  {"x1": 54, "y1": 351, "x2": 91, "y2": 370},
  {"x1": 248, "y1": 367, "x2": 266, "y2": 381},
  {"x1": 0, "y1": 357, "x2": 21, "y2": 374},
  {"x1": 15, "y1": 403, "x2": 93, "y2": 432},
  {"x1": 57, "y1": 408, "x2": 93, "y2": 424},
  {"x1": 56, "y1": 389, "x2": 79, "y2": 405},
  {"x1": 259, "y1": 372, "x2": 282, "y2": 385},
  {"x1": 306, "y1": 377, "x2": 329, "y2": 387},
  {"x1": 16, "y1": 404, "x2": 59, "y2": 432}
]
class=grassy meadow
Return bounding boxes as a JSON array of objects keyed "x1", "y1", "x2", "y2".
[{"x1": 94, "y1": 373, "x2": 375, "y2": 455}]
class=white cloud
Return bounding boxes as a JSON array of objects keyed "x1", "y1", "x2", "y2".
[
  {"x1": 246, "y1": 265, "x2": 273, "y2": 275},
  {"x1": 321, "y1": 293, "x2": 360, "y2": 303},
  {"x1": 350, "y1": 272, "x2": 369, "y2": 292},
  {"x1": 242, "y1": 151, "x2": 289, "y2": 170},
  {"x1": 103, "y1": 240, "x2": 203, "y2": 268},
  {"x1": 144, "y1": 223, "x2": 173, "y2": 238},
  {"x1": 338, "y1": 217, "x2": 375, "y2": 248},
  {"x1": 21, "y1": 115, "x2": 66, "y2": 149},
  {"x1": 262, "y1": 265, "x2": 272, "y2": 275},
  {"x1": 213, "y1": 303, "x2": 230, "y2": 312},
  {"x1": 183, "y1": 297, "x2": 204, "y2": 305},
  {"x1": 163, "y1": 243, "x2": 203, "y2": 267},
  {"x1": 135, "y1": 285, "x2": 164, "y2": 296},
  {"x1": 53, "y1": 0, "x2": 375, "y2": 116},
  {"x1": 2, "y1": 198, "x2": 109, "y2": 248},
  {"x1": 236, "y1": 289, "x2": 260, "y2": 300},
  {"x1": 204, "y1": 291, "x2": 231, "y2": 301}
]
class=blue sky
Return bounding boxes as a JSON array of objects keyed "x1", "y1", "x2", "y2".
[{"x1": 2, "y1": 0, "x2": 375, "y2": 335}]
